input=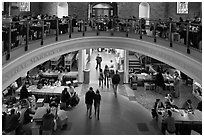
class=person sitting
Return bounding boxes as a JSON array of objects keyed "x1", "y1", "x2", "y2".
[
  {"x1": 151, "y1": 99, "x2": 164, "y2": 120},
  {"x1": 20, "y1": 84, "x2": 29, "y2": 100},
  {"x1": 182, "y1": 99, "x2": 193, "y2": 111},
  {"x1": 163, "y1": 110, "x2": 176, "y2": 135},
  {"x1": 165, "y1": 94, "x2": 174, "y2": 108},
  {"x1": 4, "y1": 109, "x2": 20, "y2": 134},
  {"x1": 53, "y1": 79, "x2": 61, "y2": 87},
  {"x1": 20, "y1": 104, "x2": 35, "y2": 135},
  {"x1": 42, "y1": 108, "x2": 55, "y2": 133},
  {"x1": 197, "y1": 101, "x2": 202, "y2": 111},
  {"x1": 61, "y1": 88, "x2": 71, "y2": 108},
  {"x1": 68, "y1": 83, "x2": 79, "y2": 107}
]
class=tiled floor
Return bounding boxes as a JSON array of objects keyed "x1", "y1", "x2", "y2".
[{"x1": 53, "y1": 50, "x2": 201, "y2": 135}]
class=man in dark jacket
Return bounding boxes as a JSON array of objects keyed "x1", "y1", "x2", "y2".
[
  {"x1": 4, "y1": 109, "x2": 20, "y2": 134},
  {"x1": 94, "y1": 89, "x2": 101, "y2": 120},
  {"x1": 42, "y1": 108, "x2": 55, "y2": 132},
  {"x1": 85, "y1": 87, "x2": 95, "y2": 119},
  {"x1": 112, "y1": 70, "x2": 120, "y2": 97},
  {"x1": 95, "y1": 54, "x2": 102, "y2": 70}
]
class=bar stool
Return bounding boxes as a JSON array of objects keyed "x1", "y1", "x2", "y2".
[
  {"x1": 73, "y1": 80, "x2": 78, "y2": 87},
  {"x1": 66, "y1": 81, "x2": 71, "y2": 86},
  {"x1": 144, "y1": 83, "x2": 150, "y2": 90},
  {"x1": 36, "y1": 98, "x2": 44, "y2": 108}
]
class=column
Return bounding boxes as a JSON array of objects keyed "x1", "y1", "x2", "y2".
[
  {"x1": 124, "y1": 50, "x2": 129, "y2": 83},
  {"x1": 78, "y1": 50, "x2": 83, "y2": 83}
]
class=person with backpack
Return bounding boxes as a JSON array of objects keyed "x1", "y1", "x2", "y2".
[
  {"x1": 104, "y1": 65, "x2": 110, "y2": 88},
  {"x1": 112, "y1": 70, "x2": 120, "y2": 97},
  {"x1": 85, "y1": 87, "x2": 95, "y2": 119},
  {"x1": 98, "y1": 68, "x2": 104, "y2": 88},
  {"x1": 96, "y1": 53, "x2": 102, "y2": 70},
  {"x1": 94, "y1": 89, "x2": 101, "y2": 120}
]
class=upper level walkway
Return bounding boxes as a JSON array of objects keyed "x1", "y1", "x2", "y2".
[{"x1": 2, "y1": 21, "x2": 202, "y2": 89}]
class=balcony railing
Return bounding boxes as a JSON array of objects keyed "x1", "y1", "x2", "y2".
[{"x1": 2, "y1": 17, "x2": 202, "y2": 62}]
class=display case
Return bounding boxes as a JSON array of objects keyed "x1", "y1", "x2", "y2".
[
  {"x1": 50, "y1": 56, "x2": 62, "y2": 69},
  {"x1": 192, "y1": 81, "x2": 202, "y2": 101},
  {"x1": 64, "y1": 53, "x2": 75, "y2": 71}
]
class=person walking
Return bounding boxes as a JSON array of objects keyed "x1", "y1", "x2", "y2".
[
  {"x1": 173, "y1": 71, "x2": 180, "y2": 98},
  {"x1": 94, "y1": 89, "x2": 101, "y2": 120},
  {"x1": 95, "y1": 53, "x2": 102, "y2": 70},
  {"x1": 112, "y1": 70, "x2": 120, "y2": 97},
  {"x1": 85, "y1": 87, "x2": 95, "y2": 119},
  {"x1": 98, "y1": 68, "x2": 104, "y2": 88},
  {"x1": 104, "y1": 65, "x2": 110, "y2": 88}
]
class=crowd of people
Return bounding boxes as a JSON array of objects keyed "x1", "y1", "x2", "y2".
[
  {"x1": 151, "y1": 94, "x2": 201, "y2": 135},
  {"x1": 2, "y1": 13, "x2": 202, "y2": 54}
]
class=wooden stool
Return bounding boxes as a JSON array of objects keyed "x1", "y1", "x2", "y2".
[
  {"x1": 66, "y1": 81, "x2": 71, "y2": 85},
  {"x1": 36, "y1": 98, "x2": 44, "y2": 108},
  {"x1": 73, "y1": 80, "x2": 78, "y2": 87},
  {"x1": 132, "y1": 83, "x2": 137, "y2": 90},
  {"x1": 150, "y1": 83, "x2": 155, "y2": 90},
  {"x1": 173, "y1": 33, "x2": 180, "y2": 41},
  {"x1": 42, "y1": 130, "x2": 52, "y2": 135},
  {"x1": 144, "y1": 83, "x2": 150, "y2": 90},
  {"x1": 165, "y1": 130, "x2": 175, "y2": 135},
  {"x1": 31, "y1": 123, "x2": 41, "y2": 135}
]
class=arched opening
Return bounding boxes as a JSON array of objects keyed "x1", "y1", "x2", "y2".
[
  {"x1": 2, "y1": 37, "x2": 201, "y2": 90},
  {"x1": 57, "y1": 2, "x2": 68, "y2": 18},
  {"x1": 92, "y1": 3, "x2": 113, "y2": 18},
  {"x1": 139, "y1": 2, "x2": 150, "y2": 24}
]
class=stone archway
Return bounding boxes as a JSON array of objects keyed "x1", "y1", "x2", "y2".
[
  {"x1": 2, "y1": 37, "x2": 202, "y2": 90},
  {"x1": 139, "y1": 2, "x2": 150, "y2": 24},
  {"x1": 57, "y1": 2, "x2": 68, "y2": 18}
]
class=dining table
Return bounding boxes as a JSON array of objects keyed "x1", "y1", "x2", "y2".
[{"x1": 157, "y1": 108, "x2": 202, "y2": 134}]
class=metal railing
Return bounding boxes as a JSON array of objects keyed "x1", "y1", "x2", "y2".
[{"x1": 2, "y1": 17, "x2": 202, "y2": 61}]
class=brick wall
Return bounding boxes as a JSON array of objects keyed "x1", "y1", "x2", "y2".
[
  {"x1": 68, "y1": 2, "x2": 88, "y2": 20},
  {"x1": 149, "y1": 2, "x2": 167, "y2": 19},
  {"x1": 118, "y1": 2, "x2": 140, "y2": 18},
  {"x1": 40, "y1": 2, "x2": 58, "y2": 16}
]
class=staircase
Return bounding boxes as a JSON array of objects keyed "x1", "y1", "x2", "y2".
[{"x1": 129, "y1": 55, "x2": 141, "y2": 74}]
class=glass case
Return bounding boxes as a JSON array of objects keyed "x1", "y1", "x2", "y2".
[{"x1": 192, "y1": 81, "x2": 202, "y2": 101}]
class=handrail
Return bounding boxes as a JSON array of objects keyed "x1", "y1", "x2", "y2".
[{"x1": 2, "y1": 17, "x2": 202, "y2": 61}]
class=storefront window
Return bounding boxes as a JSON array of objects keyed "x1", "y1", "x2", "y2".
[
  {"x1": 177, "y1": 2, "x2": 188, "y2": 14},
  {"x1": 19, "y1": 2, "x2": 30, "y2": 11}
]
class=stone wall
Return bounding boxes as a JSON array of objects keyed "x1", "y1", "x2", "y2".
[{"x1": 40, "y1": 2, "x2": 58, "y2": 16}]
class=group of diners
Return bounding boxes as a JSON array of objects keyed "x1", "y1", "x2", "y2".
[
  {"x1": 2, "y1": 81, "x2": 79, "y2": 135},
  {"x1": 151, "y1": 94, "x2": 202, "y2": 135},
  {"x1": 129, "y1": 65, "x2": 182, "y2": 98},
  {"x1": 2, "y1": 65, "x2": 80, "y2": 135},
  {"x1": 2, "y1": 13, "x2": 202, "y2": 54}
]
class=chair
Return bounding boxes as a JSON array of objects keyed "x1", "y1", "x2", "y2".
[
  {"x1": 31, "y1": 123, "x2": 41, "y2": 135},
  {"x1": 173, "y1": 33, "x2": 180, "y2": 41},
  {"x1": 66, "y1": 81, "x2": 71, "y2": 86},
  {"x1": 42, "y1": 130, "x2": 52, "y2": 135},
  {"x1": 165, "y1": 130, "x2": 176, "y2": 135},
  {"x1": 191, "y1": 130, "x2": 200, "y2": 135},
  {"x1": 73, "y1": 80, "x2": 78, "y2": 87},
  {"x1": 144, "y1": 83, "x2": 150, "y2": 90}
]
